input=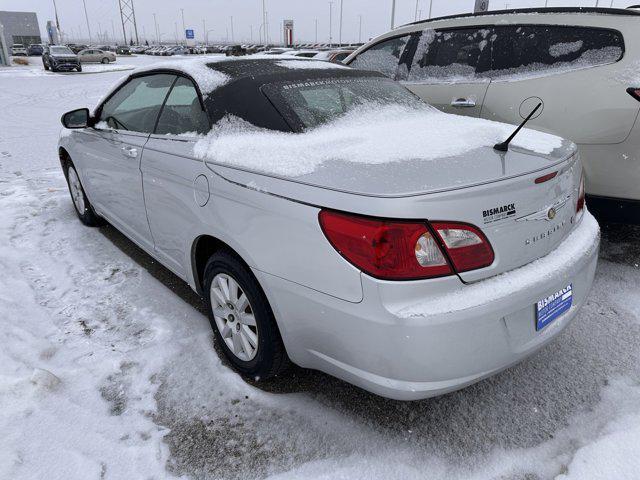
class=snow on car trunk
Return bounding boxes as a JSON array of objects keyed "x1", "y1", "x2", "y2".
[{"x1": 197, "y1": 103, "x2": 578, "y2": 280}]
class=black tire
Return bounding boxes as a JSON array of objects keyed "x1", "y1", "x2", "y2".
[
  {"x1": 101, "y1": 58, "x2": 109, "y2": 64},
  {"x1": 77, "y1": 65, "x2": 82, "y2": 72},
  {"x1": 44, "y1": 63, "x2": 49, "y2": 71},
  {"x1": 203, "y1": 250, "x2": 289, "y2": 380},
  {"x1": 50, "y1": 64, "x2": 57, "y2": 72},
  {"x1": 63, "y1": 161, "x2": 105, "y2": 227}
]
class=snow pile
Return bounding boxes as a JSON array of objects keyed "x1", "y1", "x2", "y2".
[
  {"x1": 549, "y1": 40, "x2": 584, "y2": 58},
  {"x1": 276, "y1": 60, "x2": 349, "y2": 70},
  {"x1": 394, "y1": 211, "x2": 599, "y2": 318},
  {"x1": 134, "y1": 57, "x2": 230, "y2": 94},
  {"x1": 193, "y1": 103, "x2": 564, "y2": 177}
]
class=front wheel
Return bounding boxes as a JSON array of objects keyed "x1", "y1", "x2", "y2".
[
  {"x1": 203, "y1": 251, "x2": 289, "y2": 380},
  {"x1": 64, "y1": 163, "x2": 104, "y2": 226},
  {"x1": 101, "y1": 58, "x2": 109, "y2": 64},
  {"x1": 76, "y1": 65, "x2": 82, "y2": 72}
]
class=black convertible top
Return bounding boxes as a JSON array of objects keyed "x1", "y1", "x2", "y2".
[{"x1": 201, "y1": 58, "x2": 383, "y2": 132}]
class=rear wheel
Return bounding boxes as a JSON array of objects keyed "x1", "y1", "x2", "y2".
[
  {"x1": 203, "y1": 251, "x2": 289, "y2": 380},
  {"x1": 76, "y1": 65, "x2": 82, "y2": 72},
  {"x1": 43, "y1": 63, "x2": 49, "y2": 71},
  {"x1": 101, "y1": 57, "x2": 109, "y2": 64},
  {"x1": 64, "y1": 162, "x2": 104, "y2": 227}
]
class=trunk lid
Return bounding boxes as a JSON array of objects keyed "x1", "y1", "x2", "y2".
[{"x1": 206, "y1": 140, "x2": 581, "y2": 281}]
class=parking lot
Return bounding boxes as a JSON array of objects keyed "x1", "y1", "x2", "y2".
[{"x1": 1, "y1": 54, "x2": 640, "y2": 480}]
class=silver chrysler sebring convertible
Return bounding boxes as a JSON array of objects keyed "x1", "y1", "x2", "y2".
[{"x1": 58, "y1": 58, "x2": 600, "y2": 400}]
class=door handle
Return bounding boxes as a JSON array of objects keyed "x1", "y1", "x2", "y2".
[
  {"x1": 451, "y1": 98, "x2": 476, "y2": 108},
  {"x1": 121, "y1": 146, "x2": 138, "y2": 158}
]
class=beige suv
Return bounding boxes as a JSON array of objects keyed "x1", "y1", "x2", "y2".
[{"x1": 347, "y1": 7, "x2": 640, "y2": 220}]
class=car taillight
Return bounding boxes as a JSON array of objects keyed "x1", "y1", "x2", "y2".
[
  {"x1": 627, "y1": 87, "x2": 640, "y2": 102},
  {"x1": 318, "y1": 211, "x2": 494, "y2": 280},
  {"x1": 576, "y1": 173, "x2": 585, "y2": 215},
  {"x1": 431, "y1": 222, "x2": 495, "y2": 273}
]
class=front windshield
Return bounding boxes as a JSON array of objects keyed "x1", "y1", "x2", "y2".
[
  {"x1": 264, "y1": 76, "x2": 425, "y2": 130},
  {"x1": 51, "y1": 46, "x2": 74, "y2": 55}
]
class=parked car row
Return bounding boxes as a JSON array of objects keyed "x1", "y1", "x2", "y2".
[{"x1": 56, "y1": 6, "x2": 636, "y2": 401}]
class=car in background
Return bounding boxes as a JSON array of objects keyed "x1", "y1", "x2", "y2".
[
  {"x1": 66, "y1": 44, "x2": 88, "y2": 54},
  {"x1": 347, "y1": 6, "x2": 640, "y2": 221},
  {"x1": 314, "y1": 49, "x2": 355, "y2": 63},
  {"x1": 115, "y1": 45, "x2": 131, "y2": 55},
  {"x1": 165, "y1": 45, "x2": 189, "y2": 56},
  {"x1": 225, "y1": 45, "x2": 247, "y2": 56},
  {"x1": 11, "y1": 44, "x2": 27, "y2": 56},
  {"x1": 57, "y1": 58, "x2": 597, "y2": 400},
  {"x1": 78, "y1": 48, "x2": 117, "y2": 64},
  {"x1": 42, "y1": 45, "x2": 81, "y2": 72},
  {"x1": 27, "y1": 44, "x2": 44, "y2": 56}
]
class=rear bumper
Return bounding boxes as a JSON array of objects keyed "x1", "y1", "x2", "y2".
[{"x1": 257, "y1": 212, "x2": 600, "y2": 400}]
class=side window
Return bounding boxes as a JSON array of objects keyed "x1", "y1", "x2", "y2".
[
  {"x1": 349, "y1": 35, "x2": 411, "y2": 78},
  {"x1": 99, "y1": 74, "x2": 175, "y2": 133},
  {"x1": 155, "y1": 76, "x2": 210, "y2": 136},
  {"x1": 489, "y1": 25, "x2": 624, "y2": 79},
  {"x1": 407, "y1": 28, "x2": 491, "y2": 83}
]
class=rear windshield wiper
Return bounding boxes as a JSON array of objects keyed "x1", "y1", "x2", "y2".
[{"x1": 494, "y1": 102, "x2": 542, "y2": 152}]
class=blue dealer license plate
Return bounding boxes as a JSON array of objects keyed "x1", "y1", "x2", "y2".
[{"x1": 536, "y1": 284, "x2": 573, "y2": 331}]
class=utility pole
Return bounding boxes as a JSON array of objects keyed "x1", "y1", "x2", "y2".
[
  {"x1": 329, "y1": 2, "x2": 334, "y2": 45},
  {"x1": 230, "y1": 16, "x2": 234, "y2": 43},
  {"x1": 391, "y1": 0, "x2": 396, "y2": 29},
  {"x1": 52, "y1": 0, "x2": 62, "y2": 43},
  {"x1": 118, "y1": 0, "x2": 139, "y2": 45},
  {"x1": 358, "y1": 14, "x2": 362, "y2": 43},
  {"x1": 181, "y1": 8, "x2": 186, "y2": 45},
  {"x1": 262, "y1": 0, "x2": 267, "y2": 46},
  {"x1": 82, "y1": 0, "x2": 92, "y2": 44},
  {"x1": 338, "y1": 0, "x2": 343, "y2": 46},
  {"x1": 153, "y1": 13, "x2": 159, "y2": 44}
]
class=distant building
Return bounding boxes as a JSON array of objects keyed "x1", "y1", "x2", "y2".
[{"x1": 0, "y1": 11, "x2": 42, "y2": 48}]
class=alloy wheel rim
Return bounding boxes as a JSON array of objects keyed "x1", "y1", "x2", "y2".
[
  {"x1": 68, "y1": 168, "x2": 85, "y2": 214},
  {"x1": 210, "y1": 273, "x2": 259, "y2": 361}
]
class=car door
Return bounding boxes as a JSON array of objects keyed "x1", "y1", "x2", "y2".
[
  {"x1": 401, "y1": 28, "x2": 492, "y2": 118},
  {"x1": 140, "y1": 75, "x2": 212, "y2": 276},
  {"x1": 79, "y1": 73, "x2": 177, "y2": 250},
  {"x1": 480, "y1": 25, "x2": 631, "y2": 144}
]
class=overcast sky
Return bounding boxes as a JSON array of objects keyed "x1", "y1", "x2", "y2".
[{"x1": 2, "y1": 0, "x2": 637, "y2": 44}]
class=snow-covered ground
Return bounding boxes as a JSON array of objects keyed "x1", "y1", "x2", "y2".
[{"x1": 1, "y1": 55, "x2": 640, "y2": 480}]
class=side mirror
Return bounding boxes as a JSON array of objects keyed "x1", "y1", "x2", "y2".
[{"x1": 61, "y1": 108, "x2": 90, "y2": 129}]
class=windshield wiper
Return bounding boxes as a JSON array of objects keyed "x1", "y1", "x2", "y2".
[{"x1": 493, "y1": 102, "x2": 542, "y2": 152}]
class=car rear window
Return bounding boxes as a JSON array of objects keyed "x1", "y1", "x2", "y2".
[
  {"x1": 262, "y1": 76, "x2": 423, "y2": 130},
  {"x1": 488, "y1": 25, "x2": 624, "y2": 80},
  {"x1": 50, "y1": 46, "x2": 74, "y2": 55}
]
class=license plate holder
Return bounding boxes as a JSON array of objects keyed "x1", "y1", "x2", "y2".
[{"x1": 536, "y1": 284, "x2": 573, "y2": 331}]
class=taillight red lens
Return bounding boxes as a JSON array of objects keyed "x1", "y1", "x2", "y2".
[
  {"x1": 318, "y1": 210, "x2": 452, "y2": 280},
  {"x1": 627, "y1": 87, "x2": 640, "y2": 102},
  {"x1": 576, "y1": 173, "x2": 585, "y2": 214},
  {"x1": 431, "y1": 222, "x2": 495, "y2": 273},
  {"x1": 319, "y1": 211, "x2": 495, "y2": 280}
]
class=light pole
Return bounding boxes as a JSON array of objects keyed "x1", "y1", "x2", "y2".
[
  {"x1": 250, "y1": 25, "x2": 253, "y2": 42},
  {"x1": 262, "y1": 0, "x2": 267, "y2": 46},
  {"x1": 230, "y1": 16, "x2": 234, "y2": 43},
  {"x1": 174, "y1": 22, "x2": 178, "y2": 44},
  {"x1": 428, "y1": 0, "x2": 433, "y2": 19},
  {"x1": 82, "y1": 0, "x2": 92, "y2": 44},
  {"x1": 414, "y1": 0, "x2": 420, "y2": 21},
  {"x1": 315, "y1": 18, "x2": 318, "y2": 43},
  {"x1": 153, "y1": 13, "x2": 159, "y2": 44},
  {"x1": 206, "y1": 29, "x2": 215, "y2": 45},
  {"x1": 391, "y1": 0, "x2": 396, "y2": 29},
  {"x1": 180, "y1": 8, "x2": 186, "y2": 45},
  {"x1": 330, "y1": 2, "x2": 335, "y2": 45},
  {"x1": 358, "y1": 14, "x2": 362, "y2": 43},
  {"x1": 202, "y1": 19, "x2": 206, "y2": 43},
  {"x1": 339, "y1": 0, "x2": 343, "y2": 46}
]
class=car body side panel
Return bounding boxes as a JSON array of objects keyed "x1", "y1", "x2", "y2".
[
  {"x1": 404, "y1": 81, "x2": 490, "y2": 118},
  {"x1": 140, "y1": 136, "x2": 364, "y2": 303}
]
